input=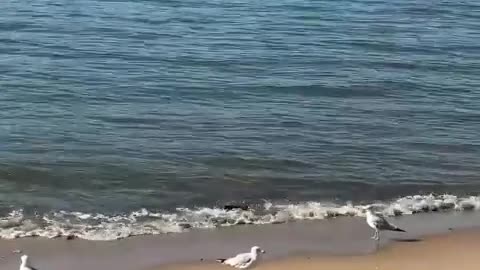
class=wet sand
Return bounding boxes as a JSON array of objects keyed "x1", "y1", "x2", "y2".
[
  {"x1": 1, "y1": 211, "x2": 480, "y2": 270},
  {"x1": 162, "y1": 229, "x2": 479, "y2": 270}
]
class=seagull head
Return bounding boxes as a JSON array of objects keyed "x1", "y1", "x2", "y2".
[
  {"x1": 20, "y1": 255, "x2": 28, "y2": 263},
  {"x1": 251, "y1": 246, "x2": 266, "y2": 254}
]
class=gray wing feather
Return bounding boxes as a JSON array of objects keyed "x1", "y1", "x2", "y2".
[{"x1": 374, "y1": 215, "x2": 397, "y2": 230}]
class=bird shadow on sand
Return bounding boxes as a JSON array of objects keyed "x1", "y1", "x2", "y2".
[
  {"x1": 372, "y1": 238, "x2": 422, "y2": 252},
  {"x1": 391, "y1": 238, "x2": 422, "y2": 243}
]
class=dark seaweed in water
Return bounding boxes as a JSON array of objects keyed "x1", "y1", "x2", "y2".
[{"x1": 223, "y1": 205, "x2": 250, "y2": 211}]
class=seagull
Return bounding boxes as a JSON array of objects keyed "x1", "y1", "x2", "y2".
[
  {"x1": 20, "y1": 255, "x2": 39, "y2": 270},
  {"x1": 216, "y1": 246, "x2": 266, "y2": 269},
  {"x1": 365, "y1": 206, "x2": 406, "y2": 241}
]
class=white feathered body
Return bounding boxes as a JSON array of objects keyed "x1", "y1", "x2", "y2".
[
  {"x1": 20, "y1": 255, "x2": 38, "y2": 270},
  {"x1": 223, "y1": 252, "x2": 258, "y2": 269},
  {"x1": 366, "y1": 210, "x2": 404, "y2": 232},
  {"x1": 217, "y1": 246, "x2": 265, "y2": 269}
]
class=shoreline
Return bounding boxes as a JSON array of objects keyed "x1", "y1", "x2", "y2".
[
  {"x1": 1, "y1": 194, "x2": 478, "y2": 241},
  {"x1": 1, "y1": 210, "x2": 480, "y2": 269}
]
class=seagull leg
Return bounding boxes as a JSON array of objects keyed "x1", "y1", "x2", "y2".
[
  {"x1": 371, "y1": 229, "x2": 377, "y2": 239},
  {"x1": 374, "y1": 229, "x2": 380, "y2": 241}
]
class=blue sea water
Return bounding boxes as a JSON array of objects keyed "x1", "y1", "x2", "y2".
[{"x1": 0, "y1": 0, "x2": 479, "y2": 239}]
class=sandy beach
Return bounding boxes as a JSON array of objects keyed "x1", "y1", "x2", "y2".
[
  {"x1": 161, "y1": 228, "x2": 478, "y2": 270},
  {"x1": 1, "y1": 211, "x2": 480, "y2": 270}
]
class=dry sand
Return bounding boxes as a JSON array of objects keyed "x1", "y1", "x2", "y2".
[{"x1": 160, "y1": 229, "x2": 477, "y2": 270}]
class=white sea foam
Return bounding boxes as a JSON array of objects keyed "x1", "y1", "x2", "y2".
[{"x1": 0, "y1": 194, "x2": 478, "y2": 241}]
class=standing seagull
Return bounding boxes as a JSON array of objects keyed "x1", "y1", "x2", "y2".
[
  {"x1": 20, "y1": 255, "x2": 39, "y2": 270},
  {"x1": 365, "y1": 206, "x2": 406, "y2": 241},
  {"x1": 216, "y1": 246, "x2": 266, "y2": 269}
]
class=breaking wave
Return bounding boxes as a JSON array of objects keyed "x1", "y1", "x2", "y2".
[{"x1": 0, "y1": 194, "x2": 479, "y2": 240}]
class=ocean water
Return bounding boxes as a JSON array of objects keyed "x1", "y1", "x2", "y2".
[{"x1": 0, "y1": 0, "x2": 479, "y2": 239}]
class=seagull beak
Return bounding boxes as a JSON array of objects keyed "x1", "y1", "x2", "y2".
[{"x1": 261, "y1": 250, "x2": 266, "y2": 254}]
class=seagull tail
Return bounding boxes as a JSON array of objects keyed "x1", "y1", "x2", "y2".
[
  {"x1": 216, "y1": 259, "x2": 227, "y2": 264},
  {"x1": 393, "y1": 227, "x2": 406, "y2": 232}
]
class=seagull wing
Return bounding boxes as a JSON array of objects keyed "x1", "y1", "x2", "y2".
[{"x1": 373, "y1": 214, "x2": 399, "y2": 231}]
